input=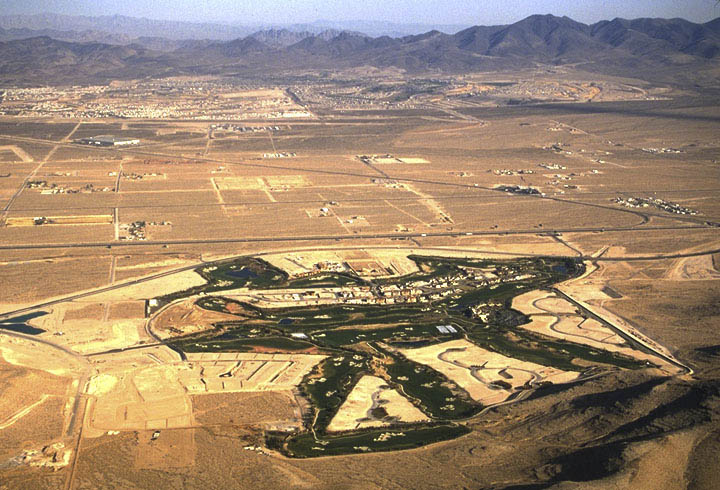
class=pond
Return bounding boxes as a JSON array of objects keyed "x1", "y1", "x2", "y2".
[
  {"x1": 0, "y1": 323, "x2": 46, "y2": 335},
  {"x1": 227, "y1": 267, "x2": 259, "y2": 279},
  {"x1": 0, "y1": 311, "x2": 48, "y2": 335}
]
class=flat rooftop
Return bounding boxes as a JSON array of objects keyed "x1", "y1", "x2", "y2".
[{"x1": 76, "y1": 135, "x2": 140, "y2": 145}]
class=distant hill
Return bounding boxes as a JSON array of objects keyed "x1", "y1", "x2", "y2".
[
  {"x1": 0, "y1": 13, "x2": 255, "y2": 41},
  {"x1": 1, "y1": 14, "x2": 719, "y2": 84},
  {"x1": 0, "y1": 26, "x2": 133, "y2": 45},
  {"x1": 0, "y1": 36, "x2": 174, "y2": 84},
  {"x1": 249, "y1": 29, "x2": 359, "y2": 48},
  {"x1": 0, "y1": 13, "x2": 470, "y2": 40},
  {"x1": 284, "y1": 19, "x2": 471, "y2": 37}
]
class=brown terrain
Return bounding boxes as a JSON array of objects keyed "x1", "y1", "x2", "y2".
[{"x1": 0, "y1": 69, "x2": 718, "y2": 490}]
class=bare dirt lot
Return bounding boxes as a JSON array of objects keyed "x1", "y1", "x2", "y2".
[
  {"x1": 399, "y1": 339, "x2": 578, "y2": 405},
  {"x1": 511, "y1": 287, "x2": 675, "y2": 370},
  {"x1": 327, "y1": 375, "x2": 429, "y2": 431},
  {"x1": 150, "y1": 298, "x2": 239, "y2": 339},
  {"x1": 192, "y1": 391, "x2": 300, "y2": 428}
]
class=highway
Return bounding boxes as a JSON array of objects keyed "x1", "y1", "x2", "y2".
[
  {"x1": 0, "y1": 223, "x2": 715, "y2": 252},
  {"x1": 0, "y1": 98, "x2": 715, "y2": 484}
]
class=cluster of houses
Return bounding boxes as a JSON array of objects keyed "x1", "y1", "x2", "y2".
[
  {"x1": 613, "y1": 196, "x2": 699, "y2": 215},
  {"x1": 496, "y1": 185, "x2": 541, "y2": 195},
  {"x1": 246, "y1": 261, "x2": 536, "y2": 310},
  {"x1": 211, "y1": 124, "x2": 282, "y2": 133},
  {"x1": 641, "y1": 147, "x2": 683, "y2": 154},
  {"x1": 491, "y1": 168, "x2": 535, "y2": 176},
  {"x1": 27, "y1": 180, "x2": 111, "y2": 194}
]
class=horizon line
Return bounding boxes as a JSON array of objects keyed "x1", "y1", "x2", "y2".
[{"x1": 1, "y1": 11, "x2": 718, "y2": 29}]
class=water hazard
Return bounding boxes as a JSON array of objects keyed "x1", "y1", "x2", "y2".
[{"x1": 0, "y1": 311, "x2": 48, "y2": 335}]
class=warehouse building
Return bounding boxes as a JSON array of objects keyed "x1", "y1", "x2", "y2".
[{"x1": 76, "y1": 135, "x2": 140, "y2": 147}]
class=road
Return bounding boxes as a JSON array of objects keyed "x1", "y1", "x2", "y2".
[
  {"x1": 0, "y1": 238, "x2": 705, "y2": 481},
  {"x1": 0, "y1": 223, "x2": 715, "y2": 252},
  {"x1": 64, "y1": 394, "x2": 88, "y2": 490},
  {"x1": 437, "y1": 346, "x2": 543, "y2": 390},
  {"x1": 0, "y1": 133, "x2": 717, "y2": 236},
  {"x1": 3, "y1": 132, "x2": 718, "y2": 229},
  {"x1": 10, "y1": 188, "x2": 720, "y2": 214},
  {"x1": 0, "y1": 260, "x2": 206, "y2": 321},
  {"x1": 2, "y1": 242, "x2": 719, "y2": 322},
  {"x1": 0, "y1": 327, "x2": 88, "y2": 359},
  {"x1": 553, "y1": 288, "x2": 693, "y2": 375},
  {"x1": 529, "y1": 295, "x2": 628, "y2": 345},
  {"x1": 1, "y1": 125, "x2": 81, "y2": 223},
  {"x1": 0, "y1": 395, "x2": 51, "y2": 430},
  {"x1": 0, "y1": 107, "x2": 713, "y2": 480}
]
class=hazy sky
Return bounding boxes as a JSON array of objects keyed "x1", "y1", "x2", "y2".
[{"x1": 4, "y1": 0, "x2": 720, "y2": 25}]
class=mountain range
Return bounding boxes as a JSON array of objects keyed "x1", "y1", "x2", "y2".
[
  {"x1": 0, "y1": 13, "x2": 470, "y2": 41},
  {"x1": 0, "y1": 13, "x2": 254, "y2": 41},
  {"x1": 1, "y1": 14, "x2": 719, "y2": 85}
]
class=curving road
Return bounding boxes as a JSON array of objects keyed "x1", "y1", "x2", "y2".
[
  {"x1": 437, "y1": 346, "x2": 543, "y2": 390},
  {"x1": 553, "y1": 288, "x2": 694, "y2": 375},
  {"x1": 3, "y1": 243, "x2": 719, "y2": 323}
]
